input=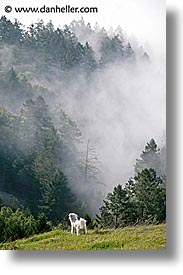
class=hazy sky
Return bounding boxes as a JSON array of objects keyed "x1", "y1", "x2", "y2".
[{"x1": 0, "y1": 0, "x2": 165, "y2": 58}]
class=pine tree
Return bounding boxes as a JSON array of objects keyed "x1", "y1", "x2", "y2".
[
  {"x1": 135, "y1": 139, "x2": 165, "y2": 178},
  {"x1": 0, "y1": 16, "x2": 23, "y2": 44},
  {"x1": 3, "y1": 68, "x2": 19, "y2": 90},
  {"x1": 133, "y1": 168, "x2": 166, "y2": 223},
  {"x1": 99, "y1": 184, "x2": 135, "y2": 228}
]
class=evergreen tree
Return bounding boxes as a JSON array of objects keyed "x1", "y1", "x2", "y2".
[
  {"x1": 3, "y1": 67, "x2": 19, "y2": 90},
  {"x1": 0, "y1": 16, "x2": 23, "y2": 44},
  {"x1": 21, "y1": 97, "x2": 76, "y2": 221},
  {"x1": 133, "y1": 168, "x2": 166, "y2": 223},
  {"x1": 135, "y1": 139, "x2": 166, "y2": 180},
  {"x1": 99, "y1": 35, "x2": 125, "y2": 65},
  {"x1": 98, "y1": 168, "x2": 166, "y2": 228},
  {"x1": 1, "y1": 68, "x2": 34, "y2": 111},
  {"x1": 32, "y1": 125, "x2": 71, "y2": 219},
  {"x1": 99, "y1": 184, "x2": 136, "y2": 228},
  {"x1": 124, "y1": 42, "x2": 135, "y2": 61}
]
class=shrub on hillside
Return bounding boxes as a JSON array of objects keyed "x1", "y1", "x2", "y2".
[{"x1": 0, "y1": 207, "x2": 52, "y2": 242}]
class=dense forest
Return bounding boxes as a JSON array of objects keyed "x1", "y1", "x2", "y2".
[{"x1": 0, "y1": 16, "x2": 165, "y2": 241}]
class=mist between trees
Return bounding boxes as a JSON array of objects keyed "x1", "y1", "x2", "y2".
[{"x1": 0, "y1": 16, "x2": 165, "y2": 227}]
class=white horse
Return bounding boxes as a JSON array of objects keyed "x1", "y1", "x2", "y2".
[{"x1": 68, "y1": 213, "x2": 87, "y2": 235}]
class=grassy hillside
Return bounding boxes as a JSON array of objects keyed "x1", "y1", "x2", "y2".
[{"x1": 0, "y1": 224, "x2": 166, "y2": 250}]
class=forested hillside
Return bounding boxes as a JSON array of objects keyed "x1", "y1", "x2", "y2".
[{"x1": 0, "y1": 16, "x2": 165, "y2": 239}]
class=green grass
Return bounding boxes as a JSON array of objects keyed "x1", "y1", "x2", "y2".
[{"x1": 0, "y1": 224, "x2": 166, "y2": 250}]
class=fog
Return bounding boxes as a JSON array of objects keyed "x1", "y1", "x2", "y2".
[
  {"x1": 0, "y1": 20, "x2": 166, "y2": 215},
  {"x1": 49, "y1": 60, "x2": 165, "y2": 190}
]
